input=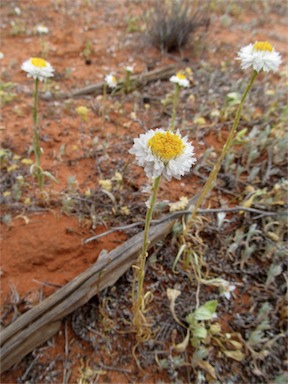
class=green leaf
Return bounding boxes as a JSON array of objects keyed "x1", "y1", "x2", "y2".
[
  {"x1": 194, "y1": 307, "x2": 212, "y2": 321},
  {"x1": 248, "y1": 329, "x2": 266, "y2": 346},
  {"x1": 42, "y1": 171, "x2": 59, "y2": 183},
  {"x1": 194, "y1": 300, "x2": 218, "y2": 321},
  {"x1": 185, "y1": 313, "x2": 195, "y2": 325},
  {"x1": 194, "y1": 326, "x2": 207, "y2": 339},
  {"x1": 204, "y1": 300, "x2": 218, "y2": 313}
]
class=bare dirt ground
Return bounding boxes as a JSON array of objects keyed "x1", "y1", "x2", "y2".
[{"x1": 1, "y1": 0, "x2": 288, "y2": 383}]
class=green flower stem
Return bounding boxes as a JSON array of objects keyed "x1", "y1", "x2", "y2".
[
  {"x1": 125, "y1": 71, "x2": 131, "y2": 93},
  {"x1": 170, "y1": 84, "x2": 180, "y2": 132},
  {"x1": 32, "y1": 77, "x2": 44, "y2": 190},
  {"x1": 103, "y1": 83, "x2": 107, "y2": 104},
  {"x1": 135, "y1": 175, "x2": 161, "y2": 311},
  {"x1": 102, "y1": 83, "x2": 107, "y2": 117},
  {"x1": 185, "y1": 70, "x2": 258, "y2": 232},
  {"x1": 40, "y1": 35, "x2": 47, "y2": 58}
]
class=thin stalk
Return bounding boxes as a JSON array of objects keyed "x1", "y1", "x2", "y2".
[
  {"x1": 102, "y1": 83, "x2": 107, "y2": 118},
  {"x1": 125, "y1": 71, "x2": 131, "y2": 93},
  {"x1": 185, "y1": 70, "x2": 258, "y2": 232},
  {"x1": 32, "y1": 78, "x2": 44, "y2": 190},
  {"x1": 170, "y1": 84, "x2": 180, "y2": 131},
  {"x1": 135, "y1": 175, "x2": 161, "y2": 311}
]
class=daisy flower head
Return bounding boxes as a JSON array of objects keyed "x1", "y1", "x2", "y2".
[
  {"x1": 21, "y1": 57, "x2": 54, "y2": 81},
  {"x1": 125, "y1": 66, "x2": 134, "y2": 73},
  {"x1": 169, "y1": 71, "x2": 190, "y2": 88},
  {"x1": 129, "y1": 128, "x2": 196, "y2": 181},
  {"x1": 36, "y1": 24, "x2": 49, "y2": 34},
  {"x1": 237, "y1": 41, "x2": 282, "y2": 73},
  {"x1": 105, "y1": 74, "x2": 117, "y2": 88}
]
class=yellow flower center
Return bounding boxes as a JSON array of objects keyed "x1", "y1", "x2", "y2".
[
  {"x1": 148, "y1": 131, "x2": 185, "y2": 161},
  {"x1": 31, "y1": 57, "x2": 47, "y2": 67},
  {"x1": 253, "y1": 41, "x2": 273, "y2": 52},
  {"x1": 176, "y1": 72, "x2": 187, "y2": 80}
]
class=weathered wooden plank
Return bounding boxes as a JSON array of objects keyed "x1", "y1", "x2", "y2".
[
  {"x1": 70, "y1": 64, "x2": 176, "y2": 97},
  {"x1": 0, "y1": 220, "x2": 174, "y2": 373},
  {"x1": 41, "y1": 64, "x2": 176, "y2": 100}
]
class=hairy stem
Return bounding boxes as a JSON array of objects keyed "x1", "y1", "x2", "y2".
[
  {"x1": 170, "y1": 84, "x2": 180, "y2": 131},
  {"x1": 185, "y1": 70, "x2": 258, "y2": 232},
  {"x1": 135, "y1": 175, "x2": 161, "y2": 311},
  {"x1": 32, "y1": 78, "x2": 44, "y2": 190}
]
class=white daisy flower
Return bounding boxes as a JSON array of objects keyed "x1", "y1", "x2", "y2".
[
  {"x1": 14, "y1": 7, "x2": 21, "y2": 15},
  {"x1": 21, "y1": 57, "x2": 54, "y2": 82},
  {"x1": 36, "y1": 25, "x2": 49, "y2": 34},
  {"x1": 105, "y1": 74, "x2": 117, "y2": 88},
  {"x1": 129, "y1": 128, "x2": 196, "y2": 181},
  {"x1": 169, "y1": 71, "x2": 190, "y2": 88},
  {"x1": 237, "y1": 41, "x2": 282, "y2": 73},
  {"x1": 125, "y1": 66, "x2": 134, "y2": 73}
]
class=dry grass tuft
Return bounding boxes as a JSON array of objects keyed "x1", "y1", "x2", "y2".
[{"x1": 146, "y1": 0, "x2": 210, "y2": 52}]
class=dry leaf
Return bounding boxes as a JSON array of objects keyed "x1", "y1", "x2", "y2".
[
  {"x1": 174, "y1": 329, "x2": 190, "y2": 353},
  {"x1": 197, "y1": 360, "x2": 217, "y2": 380},
  {"x1": 223, "y1": 349, "x2": 245, "y2": 361}
]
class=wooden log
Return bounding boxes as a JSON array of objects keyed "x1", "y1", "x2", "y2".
[
  {"x1": 41, "y1": 64, "x2": 176, "y2": 100},
  {"x1": 70, "y1": 64, "x2": 176, "y2": 97},
  {"x1": 0, "y1": 220, "x2": 174, "y2": 374}
]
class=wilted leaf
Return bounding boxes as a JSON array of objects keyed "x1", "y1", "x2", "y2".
[
  {"x1": 174, "y1": 329, "x2": 190, "y2": 353},
  {"x1": 42, "y1": 170, "x2": 59, "y2": 183},
  {"x1": 266, "y1": 231, "x2": 280, "y2": 242},
  {"x1": 227, "y1": 340, "x2": 243, "y2": 350},
  {"x1": 166, "y1": 288, "x2": 184, "y2": 326},
  {"x1": 194, "y1": 116, "x2": 206, "y2": 125},
  {"x1": 197, "y1": 360, "x2": 217, "y2": 380},
  {"x1": 223, "y1": 349, "x2": 245, "y2": 361},
  {"x1": 210, "y1": 322, "x2": 221, "y2": 335}
]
